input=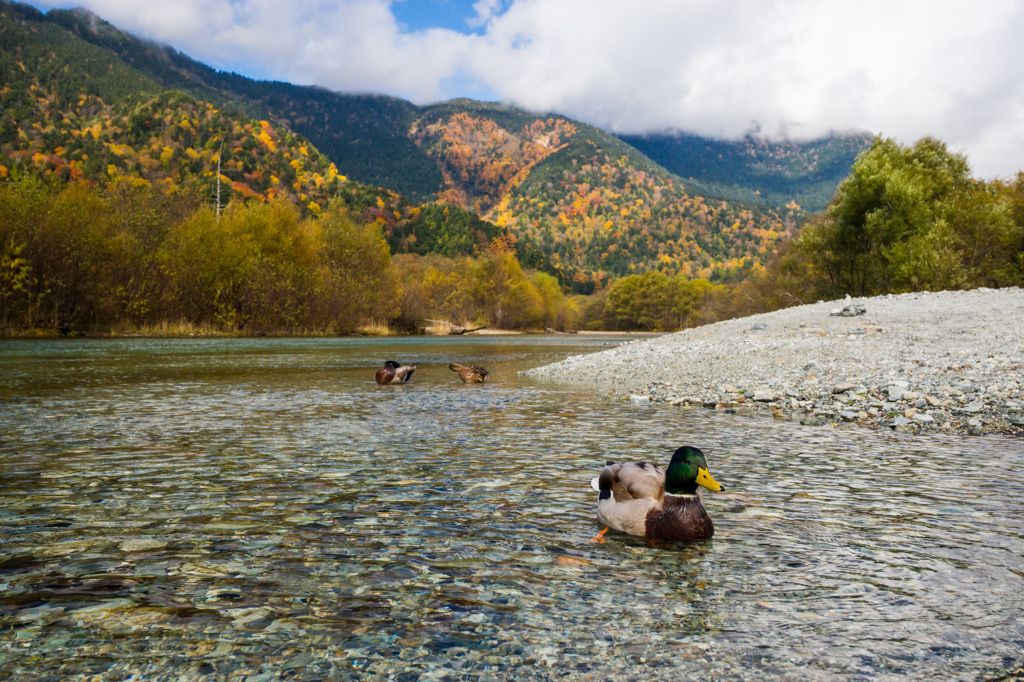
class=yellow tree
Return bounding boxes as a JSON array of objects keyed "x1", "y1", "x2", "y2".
[
  {"x1": 314, "y1": 199, "x2": 398, "y2": 332},
  {"x1": 468, "y1": 242, "x2": 543, "y2": 329}
]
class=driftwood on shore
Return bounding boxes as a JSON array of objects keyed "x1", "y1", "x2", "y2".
[{"x1": 423, "y1": 319, "x2": 488, "y2": 335}]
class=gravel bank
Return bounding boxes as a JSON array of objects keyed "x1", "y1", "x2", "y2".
[{"x1": 524, "y1": 288, "x2": 1024, "y2": 437}]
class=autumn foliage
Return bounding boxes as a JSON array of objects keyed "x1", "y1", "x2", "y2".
[
  {"x1": 0, "y1": 89, "x2": 346, "y2": 215},
  {"x1": 0, "y1": 178, "x2": 581, "y2": 335},
  {"x1": 408, "y1": 109, "x2": 803, "y2": 291},
  {"x1": 414, "y1": 112, "x2": 577, "y2": 214}
]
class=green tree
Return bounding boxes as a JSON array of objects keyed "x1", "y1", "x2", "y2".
[
  {"x1": 668, "y1": 275, "x2": 714, "y2": 329},
  {"x1": 600, "y1": 271, "x2": 714, "y2": 331},
  {"x1": 800, "y1": 136, "x2": 973, "y2": 296},
  {"x1": 952, "y1": 176, "x2": 1024, "y2": 287}
]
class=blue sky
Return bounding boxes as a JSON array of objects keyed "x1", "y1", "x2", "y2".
[
  {"x1": 391, "y1": 0, "x2": 493, "y2": 35},
  {"x1": 25, "y1": 1, "x2": 1024, "y2": 179}
]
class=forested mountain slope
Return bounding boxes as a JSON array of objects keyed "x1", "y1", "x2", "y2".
[
  {"x1": 0, "y1": 2, "x2": 506, "y2": 260},
  {"x1": 1, "y1": 0, "x2": 867, "y2": 289},
  {"x1": 406, "y1": 101, "x2": 805, "y2": 288},
  {"x1": 32, "y1": 3, "x2": 445, "y2": 202},
  {"x1": 617, "y1": 131, "x2": 873, "y2": 212}
]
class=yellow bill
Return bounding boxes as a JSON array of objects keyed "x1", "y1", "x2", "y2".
[{"x1": 696, "y1": 467, "x2": 725, "y2": 492}]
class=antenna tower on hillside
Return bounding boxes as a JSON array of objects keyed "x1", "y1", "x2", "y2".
[{"x1": 214, "y1": 139, "x2": 241, "y2": 219}]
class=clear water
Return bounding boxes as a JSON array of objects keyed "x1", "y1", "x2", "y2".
[{"x1": 1, "y1": 336, "x2": 1022, "y2": 680}]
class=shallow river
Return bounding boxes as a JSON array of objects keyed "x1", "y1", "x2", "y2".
[{"x1": 1, "y1": 336, "x2": 1022, "y2": 680}]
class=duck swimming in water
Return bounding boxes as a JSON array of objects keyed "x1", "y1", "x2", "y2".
[
  {"x1": 449, "y1": 362, "x2": 488, "y2": 383},
  {"x1": 374, "y1": 360, "x2": 417, "y2": 385},
  {"x1": 590, "y1": 445, "x2": 725, "y2": 543}
]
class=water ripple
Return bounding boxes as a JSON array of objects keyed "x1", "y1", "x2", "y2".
[{"x1": 1, "y1": 336, "x2": 1022, "y2": 680}]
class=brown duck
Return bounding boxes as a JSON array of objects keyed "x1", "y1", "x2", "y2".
[
  {"x1": 449, "y1": 362, "x2": 488, "y2": 383},
  {"x1": 375, "y1": 360, "x2": 417, "y2": 385},
  {"x1": 590, "y1": 446, "x2": 725, "y2": 543}
]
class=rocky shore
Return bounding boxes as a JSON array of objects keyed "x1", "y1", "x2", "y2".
[{"x1": 524, "y1": 288, "x2": 1024, "y2": 437}]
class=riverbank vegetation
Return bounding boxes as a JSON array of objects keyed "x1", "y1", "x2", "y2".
[
  {"x1": 0, "y1": 172, "x2": 770, "y2": 336},
  {"x1": 733, "y1": 137, "x2": 1024, "y2": 310},
  {"x1": 0, "y1": 176, "x2": 582, "y2": 335},
  {"x1": 1, "y1": 137, "x2": 1022, "y2": 338},
  {"x1": 570, "y1": 136, "x2": 1024, "y2": 330}
]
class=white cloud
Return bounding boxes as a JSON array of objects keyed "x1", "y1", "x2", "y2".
[
  {"x1": 468, "y1": 0, "x2": 504, "y2": 28},
  {"x1": 30, "y1": 0, "x2": 1024, "y2": 178}
]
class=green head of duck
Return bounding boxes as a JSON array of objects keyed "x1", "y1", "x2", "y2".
[{"x1": 664, "y1": 446, "x2": 725, "y2": 495}]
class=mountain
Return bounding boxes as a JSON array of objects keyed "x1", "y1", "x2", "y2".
[
  {"x1": 616, "y1": 130, "x2": 873, "y2": 213},
  {"x1": 3, "y1": 86, "x2": 346, "y2": 208},
  {"x1": 0, "y1": 2, "x2": 505, "y2": 257},
  {"x1": 23, "y1": 3, "x2": 445, "y2": 203},
  {"x1": 403, "y1": 100, "x2": 808, "y2": 289},
  {"x1": 0, "y1": 1, "x2": 868, "y2": 290}
]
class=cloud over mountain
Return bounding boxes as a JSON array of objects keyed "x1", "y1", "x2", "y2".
[{"x1": 30, "y1": 0, "x2": 1024, "y2": 178}]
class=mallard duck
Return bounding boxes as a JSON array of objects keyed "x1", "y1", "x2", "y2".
[
  {"x1": 590, "y1": 445, "x2": 725, "y2": 543},
  {"x1": 374, "y1": 360, "x2": 416, "y2": 385},
  {"x1": 449, "y1": 362, "x2": 488, "y2": 383}
]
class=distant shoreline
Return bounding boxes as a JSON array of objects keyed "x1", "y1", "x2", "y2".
[
  {"x1": 0, "y1": 327, "x2": 663, "y2": 340},
  {"x1": 523, "y1": 288, "x2": 1024, "y2": 437}
]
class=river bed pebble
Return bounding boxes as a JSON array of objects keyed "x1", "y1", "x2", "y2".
[{"x1": 524, "y1": 288, "x2": 1024, "y2": 437}]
